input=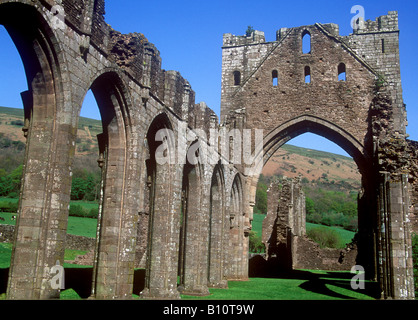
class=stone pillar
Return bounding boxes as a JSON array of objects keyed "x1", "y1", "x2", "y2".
[
  {"x1": 262, "y1": 178, "x2": 306, "y2": 270},
  {"x1": 7, "y1": 115, "x2": 75, "y2": 299},
  {"x1": 90, "y1": 133, "x2": 107, "y2": 297},
  {"x1": 141, "y1": 163, "x2": 182, "y2": 299},
  {"x1": 208, "y1": 169, "x2": 228, "y2": 288},
  {"x1": 179, "y1": 166, "x2": 210, "y2": 296},
  {"x1": 227, "y1": 179, "x2": 247, "y2": 281},
  {"x1": 378, "y1": 172, "x2": 415, "y2": 299}
]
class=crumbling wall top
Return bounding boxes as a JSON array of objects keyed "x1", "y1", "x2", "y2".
[
  {"x1": 353, "y1": 11, "x2": 399, "y2": 34},
  {"x1": 223, "y1": 30, "x2": 266, "y2": 47}
]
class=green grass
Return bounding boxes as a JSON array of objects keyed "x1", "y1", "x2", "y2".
[
  {"x1": 1, "y1": 198, "x2": 98, "y2": 238},
  {"x1": 66, "y1": 216, "x2": 97, "y2": 238},
  {"x1": 252, "y1": 213, "x2": 265, "y2": 237},
  {"x1": 0, "y1": 212, "x2": 17, "y2": 225},
  {"x1": 306, "y1": 223, "x2": 355, "y2": 248},
  {"x1": 0, "y1": 243, "x2": 12, "y2": 268},
  {"x1": 182, "y1": 270, "x2": 375, "y2": 300},
  {"x1": 55, "y1": 269, "x2": 376, "y2": 300}
]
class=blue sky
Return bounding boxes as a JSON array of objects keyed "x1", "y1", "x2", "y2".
[{"x1": 0, "y1": 0, "x2": 417, "y2": 157}]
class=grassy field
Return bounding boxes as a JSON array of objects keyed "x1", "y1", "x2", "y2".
[
  {"x1": 57, "y1": 267, "x2": 376, "y2": 300},
  {"x1": 1, "y1": 202, "x2": 373, "y2": 300},
  {"x1": 182, "y1": 271, "x2": 375, "y2": 300},
  {"x1": 0, "y1": 198, "x2": 98, "y2": 238}
]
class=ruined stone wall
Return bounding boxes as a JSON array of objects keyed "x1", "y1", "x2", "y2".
[
  {"x1": 293, "y1": 236, "x2": 357, "y2": 271},
  {"x1": 0, "y1": 0, "x2": 235, "y2": 300},
  {"x1": 221, "y1": 23, "x2": 380, "y2": 149},
  {"x1": 343, "y1": 11, "x2": 406, "y2": 135},
  {"x1": 0, "y1": 1, "x2": 414, "y2": 300},
  {"x1": 407, "y1": 139, "x2": 418, "y2": 233},
  {"x1": 262, "y1": 177, "x2": 306, "y2": 269},
  {"x1": 221, "y1": 11, "x2": 415, "y2": 299}
]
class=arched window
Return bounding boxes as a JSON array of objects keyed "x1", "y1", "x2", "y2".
[
  {"x1": 302, "y1": 30, "x2": 311, "y2": 54},
  {"x1": 272, "y1": 70, "x2": 278, "y2": 87},
  {"x1": 304, "y1": 66, "x2": 311, "y2": 84},
  {"x1": 338, "y1": 63, "x2": 346, "y2": 81},
  {"x1": 233, "y1": 71, "x2": 241, "y2": 86}
]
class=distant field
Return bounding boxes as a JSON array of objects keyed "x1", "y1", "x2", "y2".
[
  {"x1": 252, "y1": 213, "x2": 355, "y2": 249},
  {"x1": 0, "y1": 198, "x2": 98, "y2": 238},
  {"x1": 0, "y1": 210, "x2": 374, "y2": 301}
]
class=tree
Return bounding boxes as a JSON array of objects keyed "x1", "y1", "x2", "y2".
[
  {"x1": 249, "y1": 231, "x2": 265, "y2": 253},
  {"x1": 71, "y1": 177, "x2": 87, "y2": 201},
  {"x1": 246, "y1": 26, "x2": 255, "y2": 37},
  {"x1": 254, "y1": 181, "x2": 267, "y2": 214},
  {"x1": 84, "y1": 174, "x2": 97, "y2": 201},
  {"x1": 305, "y1": 197, "x2": 316, "y2": 215}
]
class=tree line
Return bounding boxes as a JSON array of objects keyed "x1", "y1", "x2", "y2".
[{"x1": 253, "y1": 174, "x2": 359, "y2": 232}]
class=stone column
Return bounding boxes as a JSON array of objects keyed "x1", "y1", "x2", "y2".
[
  {"x1": 7, "y1": 113, "x2": 75, "y2": 299},
  {"x1": 208, "y1": 170, "x2": 228, "y2": 288},
  {"x1": 141, "y1": 163, "x2": 182, "y2": 299},
  {"x1": 179, "y1": 166, "x2": 210, "y2": 296},
  {"x1": 378, "y1": 172, "x2": 415, "y2": 299}
]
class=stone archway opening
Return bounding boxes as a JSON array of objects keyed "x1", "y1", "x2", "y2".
[
  {"x1": 64, "y1": 74, "x2": 132, "y2": 299},
  {"x1": 0, "y1": 21, "x2": 29, "y2": 297},
  {"x1": 0, "y1": 3, "x2": 70, "y2": 300},
  {"x1": 254, "y1": 132, "x2": 362, "y2": 271},
  {"x1": 59, "y1": 89, "x2": 102, "y2": 299},
  {"x1": 248, "y1": 116, "x2": 377, "y2": 286},
  {"x1": 140, "y1": 113, "x2": 181, "y2": 300}
]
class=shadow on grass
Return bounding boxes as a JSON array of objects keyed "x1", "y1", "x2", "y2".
[
  {"x1": 1, "y1": 262, "x2": 380, "y2": 300},
  {"x1": 0, "y1": 268, "x2": 8, "y2": 295},
  {"x1": 249, "y1": 255, "x2": 381, "y2": 300},
  {"x1": 0, "y1": 267, "x2": 147, "y2": 299},
  {"x1": 64, "y1": 267, "x2": 147, "y2": 298}
]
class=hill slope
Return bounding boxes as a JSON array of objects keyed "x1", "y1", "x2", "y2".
[
  {"x1": 263, "y1": 144, "x2": 360, "y2": 189},
  {"x1": 0, "y1": 106, "x2": 361, "y2": 188}
]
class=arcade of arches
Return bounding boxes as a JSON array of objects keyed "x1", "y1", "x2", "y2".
[{"x1": 0, "y1": 1, "x2": 416, "y2": 300}]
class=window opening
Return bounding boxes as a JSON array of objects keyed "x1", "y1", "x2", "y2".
[
  {"x1": 233, "y1": 71, "x2": 241, "y2": 86},
  {"x1": 338, "y1": 63, "x2": 346, "y2": 81},
  {"x1": 304, "y1": 66, "x2": 311, "y2": 83},
  {"x1": 302, "y1": 31, "x2": 311, "y2": 54},
  {"x1": 272, "y1": 70, "x2": 278, "y2": 87}
]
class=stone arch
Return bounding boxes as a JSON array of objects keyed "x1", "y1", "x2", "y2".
[
  {"x1": 0, "y1": 2, "x2": 71, "y2": 300},
  {"x1": 141, "y1": 112, "x2": 181, "y2": 299},
  {"x1": 248, "y1": 114, "x2": 369, "y2": 202},
  {"x1": 302, "y1": 29, "x2": 311, "y2": 54},
  {"x1": 262, "y1": 114, "x2": 367, "y2": 173},
  {"x1": 227, "y1": 173, "x2": 248, "y2": 281},
  {"x1": 247, "y1": 114, "x2": 378, "y2": 282},
  {"x1": 208, "y1": 163, "x2": 228, "y2": 288},
  {"x1": 177, "y1": 139, "x2": 210, "y2": 296},
  {"x1": 82, "y1": 71, "x2": 138, "y2": 299}
]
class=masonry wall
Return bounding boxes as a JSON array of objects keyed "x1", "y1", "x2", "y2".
[
  {"x1": 0, "y1": 1, "x2": 415, "y2": 300},
  {"x1": 221, "y1": 11, "x2": 415, "y2": 299},
  {"x1": 0, "y1": 0, "x2": 237, "y2": 300},
  {"x1": 221, "y1": 24, "x2": 378, "y2": 149}
]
